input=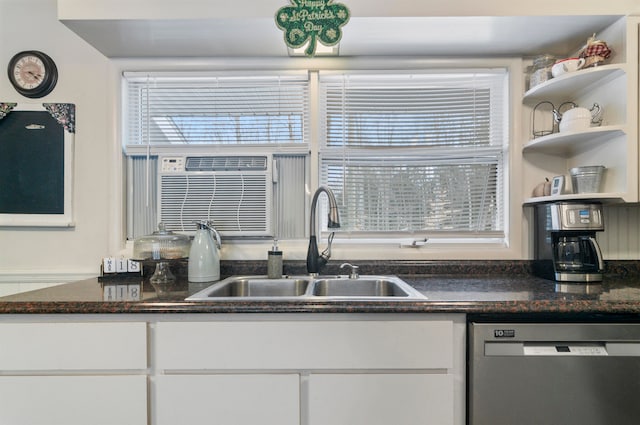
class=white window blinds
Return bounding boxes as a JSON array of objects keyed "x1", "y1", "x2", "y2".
[
  {"x1": 122, "y1": 71, "x2": 310, "y2": 240},
  {"x1": 123, "y1": 72, "x2": 310, "y2": 148},
  {"x1": 319, "y1": 71, "x2": 507, "y2": 237}
]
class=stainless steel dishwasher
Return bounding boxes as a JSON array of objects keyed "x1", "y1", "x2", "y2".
[{"x1": 469, "y1": 321, "x2": 640, "y2": 425}]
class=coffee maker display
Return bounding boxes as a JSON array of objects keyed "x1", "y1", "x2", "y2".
[{"x1": 533, "y1": 202, "x2": 605, "y2": 282}]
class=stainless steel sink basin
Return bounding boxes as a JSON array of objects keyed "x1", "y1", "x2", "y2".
[
  {"x1": 186, "y1": 274, "x2": 426, "y2": 300},
  {"x1": 312, "y1": 277, "x2": 415, "y2": 297},
  {"x1": 187, "y1": 277, "x2": 311, "y2": 299}
]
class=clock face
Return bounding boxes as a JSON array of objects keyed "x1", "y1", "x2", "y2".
[
  {"x1": 12, "y1": 55, "x2": 47, "y2": 90},
  {"x1": 7, "y1": 51, "x2": 58, "y2": 98}
]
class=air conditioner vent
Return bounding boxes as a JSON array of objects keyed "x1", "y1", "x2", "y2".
[
  {"x1": 158, "y1": 155, "x2": 272, "y2": 236},
  {"x1": 185, "y1": 156, "x2": 268, "y2": 172}
]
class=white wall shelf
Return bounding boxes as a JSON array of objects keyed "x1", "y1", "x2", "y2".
[
  {"x1": 522, "y1": 17, "x2": 638, "y2": 206},
  {"x1": 522, "y1": 125, "x2": 625, "y2": 155},
  {"x1": 524, "y1": 193, "x2": 626, "y2": 205},
  {"x1": 523, "y1": 65, "x2": 626, "y2": 104}
]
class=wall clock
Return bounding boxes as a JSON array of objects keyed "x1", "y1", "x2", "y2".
[{"x1": 7, "y1": 50, "x2": 58, "y2": 98}]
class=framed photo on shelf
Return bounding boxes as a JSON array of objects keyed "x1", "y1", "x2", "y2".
[{"x1": 550, "y1": 175, "x2": 565, "y2": 196}]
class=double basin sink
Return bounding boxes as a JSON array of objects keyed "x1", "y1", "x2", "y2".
[{"x1": 186, "y1": 275, "x2": 427, "y2": 301}]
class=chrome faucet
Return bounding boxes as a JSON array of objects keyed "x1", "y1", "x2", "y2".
[{"x1": 306, "y1": 186, "x2": 340, "y2": 276}]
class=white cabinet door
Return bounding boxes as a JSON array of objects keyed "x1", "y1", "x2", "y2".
[
  {"x1": 308, "y1": 374, "x2": 454, "y2": 425},
  {"x1": 155, "y1": 319, "x2": 452, "y2": 370},
  {"x1": 154, "y1": 374, "x2": 300, "y2": 425},
  {"x1": 0, "y1": 322, "x2": 147, "y2": 370},
  {"x1": 0, "y1": 375, "x2": 147, "y2": 425},
  {"x1": 152, "y1": 314, "x2": 464, "y2": 425}
]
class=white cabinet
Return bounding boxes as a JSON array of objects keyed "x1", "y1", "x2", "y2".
[
  {"x1": 0, "y1": 376, "x2": 147, "y2": 425},
  {"x1": 155, "y1": 375, "x2": 299, "y2": 425},
  {"x1": 522, "y1": 17, "x2": 639, "y2": 204},
  {"x1": 0, "y1": 322, "x2": 147, "y2": 370},
  {"x1": 0, "y1": 313, "x2": 465, "y2": 425},
  {"x1": 308, "y1": 374, "x2": 453, "y2": 425},
  {"x1": 155, "y1": 318, "x2": 452, "y2": 370},
  {"x1": 152, "y1": 314, "x2": 465, "y2": 425},
  {"x1": 0, "y1": 321, "x2": 148, "y2": 425}
]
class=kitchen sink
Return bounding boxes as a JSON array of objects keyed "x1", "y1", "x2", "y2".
[
  {"x1": 311, "y1": 277, "x2": 417, "y2": 297},
  {"x1": 187, "y1": 277, "x2": 311, "y2": 298},
  {"x1": 186, "y1": 275, "x2": 426, "y2": 300}
]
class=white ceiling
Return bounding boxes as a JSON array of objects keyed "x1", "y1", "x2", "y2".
[{"x1": 61, "y1": 15, "x2": 621, "y2": 58}]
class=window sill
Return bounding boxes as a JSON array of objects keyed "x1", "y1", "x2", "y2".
[{"x1": 120, "y1": 239, "x2": 519, "y2": 262}]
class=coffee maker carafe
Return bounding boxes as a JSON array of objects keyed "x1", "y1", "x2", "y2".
[{"x1": 533, "y1": 202, "x2": 605, "y2": 282}]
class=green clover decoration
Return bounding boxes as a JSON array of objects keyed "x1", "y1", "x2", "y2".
[{"x1": 276, "y1": 0, "x2": 350, "y2": 57}]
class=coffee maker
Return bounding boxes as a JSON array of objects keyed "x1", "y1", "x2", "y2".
[{"x1": 533, "y1": 202, "x2": 605, "y2": 282}]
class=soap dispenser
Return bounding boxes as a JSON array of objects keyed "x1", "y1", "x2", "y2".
[
  {"x1": 267, "y1": 239, "x2": 283, "y2": 279},
  {"x1": 188, "y1": 220, "x2": 222, "y2": 283}
]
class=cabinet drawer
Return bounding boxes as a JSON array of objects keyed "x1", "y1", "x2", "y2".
[
  {"x1": 0, "y1": 322, "x2": 147, "y2": 370},
  {"x1": 0, "y1": 375, "x2": 147, "y2": 425},
  {"x1": 155, "y1": 374, "x2": 299, "y2": 425},
  {"x1": 156, "y1": 319, "x2": 453, "y2": 370},
  {"x1": 308, "y1": 373, "x2": 453, "y2": 425}
]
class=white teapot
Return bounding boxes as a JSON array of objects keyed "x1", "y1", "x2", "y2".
[{"x1": 553, "y1": 102, "x2": 602, "y2": 132}]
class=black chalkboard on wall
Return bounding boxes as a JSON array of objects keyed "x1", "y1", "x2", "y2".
[{"x1": 0, "y1": 103, "x2": 75, "y2": 227}]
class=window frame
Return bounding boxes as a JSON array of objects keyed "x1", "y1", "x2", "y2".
[
  {"x1": 113, "y1": 57, "x2": 524, "y2": 261},
  {"x1": 316, "y1": 69, "x2": 508, "y2": 241}
]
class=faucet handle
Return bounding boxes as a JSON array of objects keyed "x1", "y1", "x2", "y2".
[{"x1": 340, "y1": 262, "x2": 360, "y2": 279}]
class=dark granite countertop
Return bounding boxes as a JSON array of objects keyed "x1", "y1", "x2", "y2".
[{"x1": 2, "y1": 261, "x2": 640, "y2": 316}]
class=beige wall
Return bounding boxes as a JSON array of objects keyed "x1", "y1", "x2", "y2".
[
  {"x1": 0, "y1": 0, "x2": 112, "y2": 281},
  {"x1": 0, "y1": 0, "x2": 639, "y2": 283}
]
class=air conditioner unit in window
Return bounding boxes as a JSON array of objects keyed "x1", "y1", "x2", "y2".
[{"x1": 157, "y1": 155, "x2": 273, "y2": 237}]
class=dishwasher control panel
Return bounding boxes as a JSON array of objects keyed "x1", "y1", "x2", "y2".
[{"x1": 523, "y1": 344, "x2": 608, "y2": 356}]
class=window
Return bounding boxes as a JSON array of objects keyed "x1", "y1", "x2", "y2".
[
  {"x1": 124, "y1": 72, "x2": 309, "y2": 147},
  {"x1": 123, "y1": 72, "x2": 310, "y2": 239},
  {"x1": 122, "y1": 66, "x2": 509, "y2": 245},
  {"x1": 318, "y1": 71, "x2": 507, "y2": 241}
]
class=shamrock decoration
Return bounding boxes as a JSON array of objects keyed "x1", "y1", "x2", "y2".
[{"x1": 276, "y1": 0, "x2": 350, "y2": 57}]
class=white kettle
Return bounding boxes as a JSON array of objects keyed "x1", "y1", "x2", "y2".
[
  {"x1": 188, "y1": 220, "x2": 222, "y2": 283},
  {"x1": 554, "y1": 102, "x2": 602, "y2": 133}
]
